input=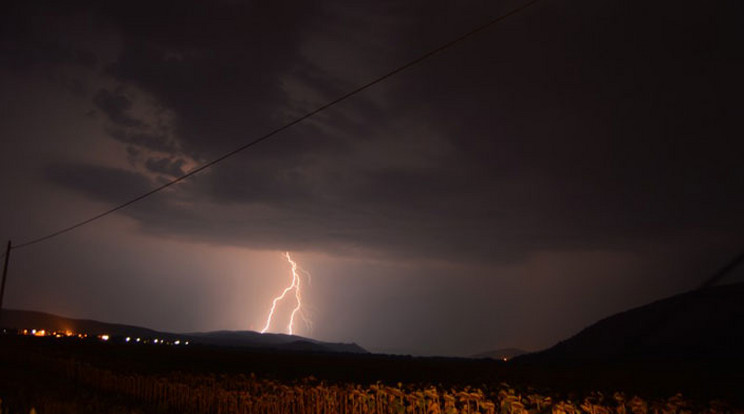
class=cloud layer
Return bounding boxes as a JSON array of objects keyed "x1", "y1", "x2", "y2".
[{"x1": 2, "y1": 0, "x2": 744, "y2": 354}]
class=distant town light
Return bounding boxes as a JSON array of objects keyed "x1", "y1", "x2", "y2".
[
  {"x1": 136, "y1": 338, "x2": 141, "y2": 342},
  {"x1": 100, "y1": 334, "x2": 110, "y2": 341},
  {"x1": 31, "y1": 329, "x2": 37, "y2": 334},
  {"x1": 153, "y1": 339, "x2": 159, "y2": 344},
  {"x1": 174, "y1": 340, "x2": 180, "y2": 345},
  {"x1": 125, "y1": 337, "x2": 131, "y2": 342}
]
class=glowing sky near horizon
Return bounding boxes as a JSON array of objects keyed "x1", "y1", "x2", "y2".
[{"x1": 1, "y1": 0, "x2": 743, "y2": 356}]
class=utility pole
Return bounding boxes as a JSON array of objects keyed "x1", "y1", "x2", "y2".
[{"x1": 0, "y1": 240, "x2": 10, "y2": 316}]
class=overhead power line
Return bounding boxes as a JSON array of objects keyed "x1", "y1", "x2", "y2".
[
  {"x1": 698, "y1": 250, "x2": 744, "y2": 290},
  {"x1": 12, "y1": 0, "x2": 541, "y2": 250}
]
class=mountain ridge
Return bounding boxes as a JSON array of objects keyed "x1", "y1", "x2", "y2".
[
  {"x1": 470, "y1": 348, "x2": 527, "y2": 360},
  {"x1": 519, "y1": 283, "x2": 744, "y2": 362},
  {"x1": 0, "y1": 308, "x2": 367, "y2": 354}
]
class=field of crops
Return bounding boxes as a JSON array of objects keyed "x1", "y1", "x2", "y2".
[
  {"x1": 2, "y1": 356, "x2": 741, "y2": 414},
  {"x1": 1, "y1": 336, "x2": 743, "y2": 414}
]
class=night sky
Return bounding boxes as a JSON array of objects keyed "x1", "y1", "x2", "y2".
[{"x1": 1, "y1": 0, "x2": 743, "y2": 356}]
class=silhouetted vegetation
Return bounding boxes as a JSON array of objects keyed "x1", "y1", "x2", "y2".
[{"x1": 2, "y1": 335, "x2": 743, "y2": 413}]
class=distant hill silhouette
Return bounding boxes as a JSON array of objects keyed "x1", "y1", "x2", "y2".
[
  {"x1": 0, "y1": 309, "x2": 367, "y2": 354},
  {"x1": 521, "y1": 283, "x2": 744, "y2": 362},
  {"x1": 471, "y1": 348, "x2": 527, "y2": 360}
]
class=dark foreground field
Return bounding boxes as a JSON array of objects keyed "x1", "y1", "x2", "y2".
[{"x1": 1, "y1": 335, "x2": 743, "y2": 413}]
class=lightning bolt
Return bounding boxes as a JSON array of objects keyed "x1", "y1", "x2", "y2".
[{"x1": 260, "y1": 251, "x2": 310, "y2": 335}]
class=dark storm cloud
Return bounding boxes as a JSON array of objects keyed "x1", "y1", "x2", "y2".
[
  {"x1": 93, "y1": 89, "x2": 144, "y2": 127},
  {"x1": 28, "y1": 0, "x2": 744, "y2": 263},
  {"x1": 99, "y1": 0, "x2": 323, "y2": 160},
  {"x1": 4, "y1": 0, "x2": 744, "y2": 358},
  {"x1": 145, "y1": 157, "x2": 185, "y2": 177},
  {"x1": 0, "y1": 36, "x2": 97, "y2": 72},
  {"x1": 107, "y1": 128, "x2": 176, "y2": 153},
  {"x1": 126, "y1": 146, "x2": 141, "y2": 165},
  {"x1": 0, "y1": 1, "x2": 104, "y2": 74},
  {"x1": 46, "y1": 163, "x2": 152, "y2": 204}
]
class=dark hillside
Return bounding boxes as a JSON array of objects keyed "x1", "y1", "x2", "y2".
[
  {"x1": 522, "y1": 283, "x2": 744, "y2": 361},
  {"x1": 0, "y1": 309, "x2": 366, "y2": 354}
]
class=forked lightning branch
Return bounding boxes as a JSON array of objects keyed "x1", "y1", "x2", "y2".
[{"x1": 260, "y1": 252, "x2": 311, "y2": 335}]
